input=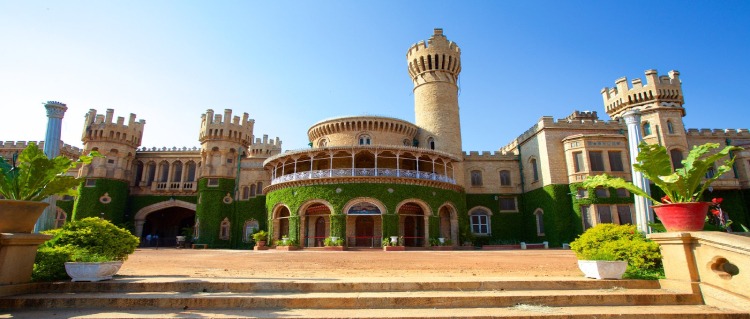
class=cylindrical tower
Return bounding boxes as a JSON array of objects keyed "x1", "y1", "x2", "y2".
[{"x1": 407, "y1": 28, "x2": 462, "y2": 157}]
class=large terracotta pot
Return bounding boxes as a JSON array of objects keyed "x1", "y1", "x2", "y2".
[
  {"x1": 0, "y1": 199, "x2": 49, "y2": 233},
  {"x1": 652, "y1": 202, "x2": 710, "y2": 232}
]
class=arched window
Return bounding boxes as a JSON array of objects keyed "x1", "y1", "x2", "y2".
[
  {"x1": 499, "y1": 170, "x2": 511, "y2": 186},
  {"x1": 133, "y1": 161, "x2": 144, "y2": 186},
  {"x1": 241, "y1": 186, "x2": 250, "y2": 200},
  {"x1": 193, "y1": 219, "x2": 200, "y2": 239},
  {"x1": 403, "y1": 139, "x2": 411, "y2": 146},
  {"x1": 172, "y1": 161, "x2": 183, "y2": 182},
  {"x1": 256, "y1": 182, "x2": 263, "y2": 195},
  {"x1": 427, "y1": 137, "x2": 435, "y2": 150},
  {"x1": 643, "y1": 122, "x2": 652, "y2": 136},
  {"x1": 219, "y1": 218, "x2": 231, "y2": 240},
  {"x1": 706, "y1": 165, "x2": 716, "y2": 178},
  {"x1": 531, "y1": 158, "x2": 539, "y2": 182},
  {"x1": 159, "y1": 161, "x2": 169, "y2": 182},
  {"x1": 318, "y1": 139, "x2": 328, "y2": 147},
  {"x1": 54, "y1": 209, "x2": 67, "y2": 229},
  {"x1": 243, "y1": 220, "x2": 259, "y2": 243},
  {"x1": 469, "y1": 209, "x2": 490, "y2": 235},
  {"x1": 146, "y1": 162, "x2": 156, "y2": 186},
  {"x1": 186, "y1": 161, "x2": 197, "y2": 182},
  {"x1": 470, "y1": 170, "x2": 483, "y2": 186},
  {"x1": 358, "y1": 134, "x2": 371, "y2": 145},
  {"x1": 534, "y1": 209, "x2": 545, "y2": 236},
  {"x1": 250, "y1": 184, "x2": 257, "y2": 197},
  {"x1": 670, "y1": 149, "x2": 684, "y2": 170},
  {"x1": 667, "y1": 120, "x2": 675, "y2": 134}
]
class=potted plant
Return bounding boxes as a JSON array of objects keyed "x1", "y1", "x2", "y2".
[
  {"x1": 583, "y1": 142, "x2": 741, "y2": 232},
  {"x1": 323, "y1": 236, "x2": 345, "y2": 251},
  {"x1": 570, "y1": 224, "x2": 662, "y2": 280},
  {"x1": 64, "y1": 249, "x2": 125, "y2": 282},
  {"x1": 252, "y1": 230, "x2": 268, "y2": 250},
  {"x1": 382, "y1": 236, "x2": 405, "y2": 251},
  {"x1": 275, "y1": 236, "x2": 299, "y2": 251},
  {"x1": 0, "y1": 142, "x2": 95, "y2": 233}
]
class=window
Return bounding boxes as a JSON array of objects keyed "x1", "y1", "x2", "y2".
[
  {"x1": 573, "y1": 152, "x2": 584, "y2": 173},
  {"x1": 256, "y1": 182, "x2": 263, "y2": 195},
  {"x1": 616, "y1": 188, "x2": 629, "y2": 198},
  {"x1": 54, "y1": 209, "x2": 67, "y2": 229},
  {"x1": 470, "y1": 170, "x2": 483, "y2": 186},
  {"x1": 207, "y1": 178, "x2": 219, "y2": 187},
  {"x1": 577, "y1": 188, "x2": 589, "y2": 199},
  {"x1": 241, "y1": 186, "x2": 250, "y2": 200},
  {"x1": 581, "y1": 205, "x2": 592, "y2": 230},
  {"x1": 534, "y1": 210, "x2": 545, "y2": 236},
  {"x1": 594, "y1": 187, "x2": 608, "y2": 198},
  {"x1": 617, "y1": 206, "x2": 633, "y2": 225},
  {"x1": 318, "y1": 139, "x2": 328, "y2": 147},
  {"x1": 667, "y1": 121, "x2": 675, "y2": 134},
  {"x1": 470, "y1": 210, "x2": 490, "y2": 235},
  {"x1": 358, "y1": 134, "x2": 371, "y2": 145},
  {"x1": 427, "y1": 137, "x2": 435, "y2": 150},
  {"x1": 219, "y1": 218, "x2": 231, "y2": 240},
  {"x1": 243, "y1": 220, "x2": 259, "y2": 243},
  {"x1": 250, "y1": 184, "x2": 257, "y2": 197},
  {"x1": 706, "y1": 165, "x2": 716, "y2": 178},
  {"x1": 499, "y1": 170, "x2": 511, "y2": 186},
  {"x1": 531, "y1": 158, "x2": 539, "y2": 182},
  {"x1": 670, "y1": 149, "x2": 684, "y2": 170},
  {"x1": 85, "y1": 179, "x2": 96, "y2": 187},
  {"x1": 597, "y1": 205, "x2": 612, "y2": 224},
  {"x1": 403, "y1": 139, "x2": 411, "y2": 146},
  {"x1": 608, "y1": 151, "x2": 624, "y2": 172},
  {"x1": 499, "y1": 197, "x2": 517, "y2": 212},
  {"x1": 643, "y1": 122, "x2": 652, "y2": 136},
  {"x1": 589, "y1": 151, "x2": 605, "y2": 171}
]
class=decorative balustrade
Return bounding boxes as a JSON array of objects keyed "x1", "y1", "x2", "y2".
[{"x1": 271, "y1": 168, "x2": 456, "y2": 185}]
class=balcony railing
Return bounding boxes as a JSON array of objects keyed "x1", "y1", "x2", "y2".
[{"x1": 271, "y1": 168, "x2": 456, "y2": 185}]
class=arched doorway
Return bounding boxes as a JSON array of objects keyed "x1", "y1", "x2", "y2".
[
  {"x1": 141, "y1": 206, "x2": 195, "y2": 247},
  {"x1": 438, "y1": 204, "x2": 458, "y2": 245},
  {"x1": 398, "y1": 202, "x2": 426, "y2": 247},
  {"x1": 345, "y1": 200, "x2": 384, "y2": 248},
  {"x1": 314, "y1": 217, "x2": 326, "y2": 247},
  {"x1": 276, "y1": 206, "x2": 291, "y2": 240},
  {"x1": 301, "y1": 202, "x2": 331, "y2": 247}
]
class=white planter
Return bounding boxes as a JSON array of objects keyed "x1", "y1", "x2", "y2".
[
  {"x1": 438, "y1": 238, "x2": 445, "y2": 244},
  {"x1": 390, "y1": 236, "x2": 398, "y2": 245},
  {"x1": 577, "y1": 260, "x2": 627, "y2": 279},
  {"x1": 65, "y1": 261, "x2": 123, "y2": 282},
  {"x1": 330, "y1": 237, "x2": 339, "y2": 242}
]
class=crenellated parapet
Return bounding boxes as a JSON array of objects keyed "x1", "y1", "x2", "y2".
[
  {"x1": 601, "y1": 69, "x2": 684, "y2": 119},
  {"x1": 407, "y1": 28, "x2": 461, "y2": 88},
  {"x1": 462, "y1": 150, "x2": 516, "y2": 160},
  {"x1": 82, "y1": 109, "x2": 145, "y2": 149},
  {"x1": 199, "y1": 109, "x2": 254, "y2": 149},
  {"x1": 501, "y1": 115, "x2": 624, "y2": 153},
  {"x1": 249, "y1": 134, "x2": 282, "y2": 158},
  {"x1": 0, "y1": 141, "x2": 82, "y2": 159},
  {"x1": 686, "y1": 128, "x2": 750, "y2": 138}
]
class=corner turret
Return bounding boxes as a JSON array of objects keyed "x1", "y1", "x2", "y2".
[{"x1": 601, "y1": 69, "x2": 684, "y2": 119}]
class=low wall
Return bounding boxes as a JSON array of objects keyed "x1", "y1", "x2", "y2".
[{"x1": 649, "y1": 231, "x2": 750, "y2": 311}]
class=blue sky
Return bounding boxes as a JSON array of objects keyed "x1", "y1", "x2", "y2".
[{"x1": 1, "y1": 1, "x2": 748, "y2": 153}]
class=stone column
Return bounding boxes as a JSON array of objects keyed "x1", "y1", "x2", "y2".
[
  {"x1": 35, "y1": 101, "x2": 67, "y2": 233},
  {"x1": 622, "y1": 109, "x2": 653, "y2": 233}
]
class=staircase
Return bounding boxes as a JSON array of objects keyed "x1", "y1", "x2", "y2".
[{"x1": 1, "y1": 277, "x2": 748, "y2": 318}]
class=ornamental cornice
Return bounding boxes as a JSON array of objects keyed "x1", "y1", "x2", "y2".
[
  {"x1": 264, "y1": 176, "x2": 464, "y2": 193},
  {"x1": 263, "y1": 145, "x2": 461, "y2": 166}
]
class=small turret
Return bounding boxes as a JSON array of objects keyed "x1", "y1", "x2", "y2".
[
  {"x1": 198, "y1": 109, "x2": 255, "y2": 178},
  {"x1": 249, "y1": 134, "x2": 283, "y2": 158},
  {"x1": 80, "y1": 108, "x2": 145, "y2": 181},
  {"x1": 601, "y1": 69, "x2": 684, "y2": 119}
]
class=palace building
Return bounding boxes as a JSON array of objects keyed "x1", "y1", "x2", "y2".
[{"x1": 4, "y1": 28, "x2": 750, "y2": 248}]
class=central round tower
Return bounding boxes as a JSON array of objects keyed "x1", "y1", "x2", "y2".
[{"x1": 407, "y1": 28, "x2": 462, "y2": 157}]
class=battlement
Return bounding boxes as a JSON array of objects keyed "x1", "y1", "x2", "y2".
[
  {"x1": 686, "y1": 128, "x2": 750, "y2": 138},
  {"x1": 199, "y1": 109, "x2": 254, "y2": 148},
  {"x1": 249, "y1": 134, "x2": 282, "y2": 158},
  {"x1": 463, "y1": 150, "x2": 516, "y2": 161},
  {"x1": 501, "y1": 115, "x2": 624, "y2": 153},
  {"x1": 137, "y1": 146, "x2": 201, "y2": 153},
  {"x1": 601, "y1": 69, "x2": 684, "y2": 118},
  {"x1": 407, "y1": 28, "x2": 461, "y2": 84},
  {"x1": 0, "y1": 141, "x2": 82, "y2": 158},
  {"x1": 82, "y1": 109, "x2": 145, "y2": 148}
]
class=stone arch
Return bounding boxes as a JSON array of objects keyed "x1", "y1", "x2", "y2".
[
  {"x1": 437, "y1": 202, "x2": 459, "y2": 245},
  {"x1": 395, "y1": 198, "x2": 432, "y2": 247},
  {"x1": 298, "y1": 199, "x2": 335, "y2": 216},
  {"x1": 298, "y1": 199, "x2": 334, "y2": 247},
  {"x1": 134, "y1": 199, "x2": 196, "y2": 237},
  {"x1": 342, "y1": 197, "x2": 387, "y2": 215},
  {"x1": 271, "y1": 203, "x2": 293, "y2": 241},
  {"x1": 395, "y1": 198, "x2": 432, "y2": 216}
]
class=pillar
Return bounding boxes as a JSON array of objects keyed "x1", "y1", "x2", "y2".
[
  {"x1": 622, "y1": 109, "x2": 654, "y2": 233},
  {"x1": 35, "y1": 101, "x2": 67, "y2": 233}
]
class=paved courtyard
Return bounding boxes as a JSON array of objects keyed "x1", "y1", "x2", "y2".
[{"x1": 118, "y1": 248, "x2": 582, "y2": 279}]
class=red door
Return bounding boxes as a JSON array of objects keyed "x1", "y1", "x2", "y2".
[
  {"x1": 355, "y1": 216, "x2": 374, "y2": 247},
  {"x1": 314, "y1": 217, "x2": 325, "y2": 247}
]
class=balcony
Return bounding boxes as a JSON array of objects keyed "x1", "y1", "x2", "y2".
[{"x1": 271, "y1": 168, "x2": 456, "y2": 185}]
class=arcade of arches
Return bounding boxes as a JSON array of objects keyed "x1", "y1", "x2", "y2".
[{"x1": 272, "y1": 200, "x2": 459, "y2": 248}]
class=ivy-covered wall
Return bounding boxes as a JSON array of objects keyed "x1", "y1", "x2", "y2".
[
  {"x1": 57, "y1": 200, "x2": 74, "y2": 216},
  {"x1": 194, "y1": 178, "x2": 235, "y2": 248},
  {"x1": 521, "y1": 184, "x2": 576, "y2": 247},
  {"x1": 569, "y1": 183, "x2": 635, "y2": 240},
  {"x1": 266, "y1": 183, "x2": 467, "y2": 243},
  {"x1": 232, "y1": 195, "x2": 268, "y2": 249},
  {"x1": 465, "y1": 193, "x2": 525, "y2": 245},
  {"x1": 72, "y1": 178, "x2": 129, "y2": 226}
]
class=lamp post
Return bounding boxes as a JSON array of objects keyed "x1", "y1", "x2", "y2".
[{"x1": 622, "y1": 109, "x2": 653, "y2": 233}]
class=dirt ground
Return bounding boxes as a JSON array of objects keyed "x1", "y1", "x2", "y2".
[{"x1": 118, "y1": 248, "x2": 582, "y2": 279}]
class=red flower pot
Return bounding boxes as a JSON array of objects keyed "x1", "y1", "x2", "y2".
[{"x1": 652, "y1": 202, "x2": 710, "y2": 232}]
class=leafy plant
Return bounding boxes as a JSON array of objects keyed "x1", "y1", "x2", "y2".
[
  {"x1": 42, "y1": 217, "x2": 139, "y2": 261},
  {"x1": 570, "y1": 224, "x2": 662, "y2": 278},
  {"x1": 583, "y1": 142, "x2": 741, "y2": 205},
  {"x1": 69, "y1": 249, "x2": 112, "y2": 262},
  {"x1": 323, "y1": 237, "x2": 344, "y2": 246},
  {"x1": 252, "y1": 230, "x2": 268, "y2": 242},
  {"x1": 0, "y1": 142, "x2": 97, "y2": 201},
  {"x1": 32, "y1": 245, "x2": 76, "y2": 282}
]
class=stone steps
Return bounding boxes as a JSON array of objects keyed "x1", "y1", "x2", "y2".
[{"x1": 1, "y1": 278, "x2": 748, "y2": 318}]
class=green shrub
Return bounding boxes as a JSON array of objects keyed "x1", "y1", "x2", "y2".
[
  {"x1": 43, "y1": 217, "x2": 139, "y2": 261},
  {"x1": 324, "y1": 237, "x2": 344, "y2": 246},
  {"x1": 32, "y1": 245, "x2": 76, "y2": 282},
  {"x1": 570, "y1": 224, "x2": 662, "y2": 276}
]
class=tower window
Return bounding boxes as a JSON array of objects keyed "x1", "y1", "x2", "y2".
[
  {"x1": 531, "y1": 158, "x2": 539, "y2": 182},
  {"x1": 427, "y1": 137, "x2": 435, "y2": 150},
  {"x1": 667, "y1": 121, "x2": 675, "y2": 134},
  {"x1": 589, "y1": 151, "x2": 605, "y2": 171},
  {"x1": 499, "y1": 170, "x2": 511, "y2": 186},
  {"x1": 670, "y1": 149, "x2": 684, "y2": 170},
  {"x1": 358, "y1": 134, "x2": 371, "y2": 145},
  {"x1": 643, "y1": 122, "x2": 652, "y2": 136},
  {"x1": 608, "y1": 151, "x2": 624, "y2": 172},
  {"x1": 470, "y1": 170, "x2": 483, "y2": 186}
]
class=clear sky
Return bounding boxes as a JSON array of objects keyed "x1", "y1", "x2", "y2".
[{"x1": 1, "y1": 1, "x2": 748, "y2": 153}]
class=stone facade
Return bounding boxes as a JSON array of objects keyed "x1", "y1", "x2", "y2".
[{"x1": 6, "y1": 28, "x2": 750, "y2": 248}]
